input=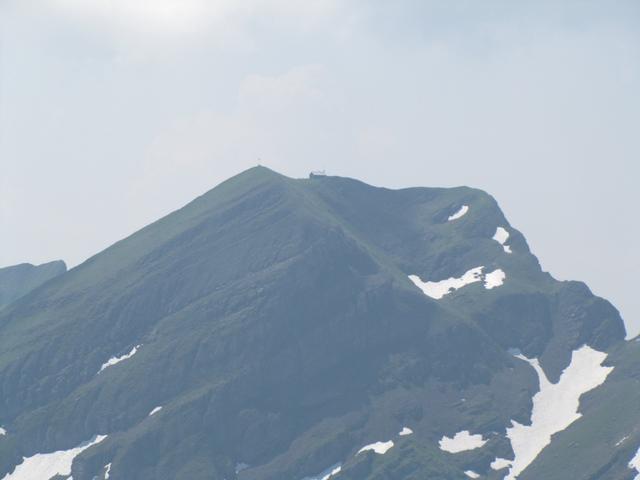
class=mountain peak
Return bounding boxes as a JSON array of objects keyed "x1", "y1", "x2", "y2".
[{"x1": 0, "y1": 169, "x2": 630, "y2": 480}]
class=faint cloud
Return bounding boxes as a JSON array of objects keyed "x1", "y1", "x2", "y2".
[
  {"x1": 238, "y1": 65, "x2": 328, "y2": 115},
  {"x1": 0, "y1": 178, "x2": 18, "y2": 225},
  {"x1": 5, "y1": 0, "x2": 347, "y2": 58},
  {"x1": 355, "y1": 126, "x2": 396, "y2": 159},
  {"x1": 131, "y1": 64, "x2": 336, "y2": 210},
  {"x1": 49, "y1": 0, "x2": 225, "y2": 35}
]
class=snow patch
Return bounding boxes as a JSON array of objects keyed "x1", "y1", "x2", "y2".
[
  {"x1": 235, "y1": 462, "x2": 250, "y2": 474},
  {"x1": 409, "y1": 267, "x2": 483, "y2": 299},
  {"x1": 491, "y1": 458, "x2": 511, "y2": 471},
  {"x1": 493, "y1": 226, "x2": 510, "y2": 244},
  {"x1": 104, "y1": 463, "x2": 112, "y2": 479},
  {"x1": 357, "y1": 440, "x2": 394, "y2": 455},
  {"x1": 465, "y1": 471, "x2": 481, "y2": 479},
  {"x1": 439, "y1": 431, "x2": 487, "y2": 453},
  {"x1": 301, "y1": 464, "x2": 341, "y2": 480},
  {"x1": 409, "y1": 266, "x2": 505, "y2": 299},
  {"x1": 493, "y1": 227, "x2": 512, "y2": 253},
  {"x1": 484, "y1": 269, "x2": 506, "y2": 289},
  {"x1": 99, "y1": 345, "x2": 140, "y2": 372},
  {"x1": 448, "y1": 205, "x2": 469, "y2": 221},
  {"x1": 494, "y1": 346, "x2": 614, "y2": 479},
  {"x1": 2, "y1": 435, "x2": 107, "y2": 480},
  {"x1": 321, "y1": 465, "x2": 341, "y2": 480},
  {"x1": 148, "y1": 406, "x2": 162, "y2": 416},
  {"x1": 629, "y1": 446, "x2": 640, "y2": 480},
  {"x1": 0, "y1": 427, "x2": 6, "y2": 436},
  {"x1": 399, "y1": 427, "x2": 413, "y2": 436}
]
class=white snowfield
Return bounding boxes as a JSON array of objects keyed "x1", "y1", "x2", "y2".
[
  {"x1": 2, "y1": 435, "x2": 107, "y2": 480},
  {"x1": 357, "y1": 440, "x2": 394, "y2": 455},
  {"x1": 629, "y1": 446, "x2": 640, "y2": 480},
  {"x1": 399, "y1": 427, "x2": 413, "y2": 436},
  {"x1": 465, "y1": 471, "x2": 480, "y2": 479},
  {"x1": 493, "y1": 227, "x2": 512, "y2": 253},
  {"x1": 409, "y1": 266, "x2": 505, "y2": 299},
  {"x1": 492, "y1": 345, "x2": 614, "y2": 480},
  {"x1": 448, "y1": 205, "x2": 469, "y2": 221},
  {"x1": 99, "y1": 345, "x2": 141, "y2": 372},
  {"x1": 0, "y1": 427, "x2": 6, "y2": 436},
  {"x1": 148, "y1": 406, "x2": 163, "y2": 416},
  {"x1": 484, "y1": 269, "x2": 506, "y2": 289},
  {"x1": 439, "y1": 431, "x2": 487, "y2": 453}
]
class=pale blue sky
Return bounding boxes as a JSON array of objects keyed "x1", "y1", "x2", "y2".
[{"x1": 1, "y1": 1, "x2": 638, "y2": 335}]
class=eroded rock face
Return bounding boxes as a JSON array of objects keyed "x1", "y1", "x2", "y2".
[{"x1": 0, "y1": 167, "x2": 629, "y2": 480}]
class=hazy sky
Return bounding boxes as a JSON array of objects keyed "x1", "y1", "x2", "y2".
[{"x1": 1, "y1": 1, "x2": 638, "y2": 336}]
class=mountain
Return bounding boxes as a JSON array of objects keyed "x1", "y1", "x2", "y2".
[
  {"x1": 0, "y1": 167, "x2": 636, "y2": 480},
  {"x1": 0, "y1": 261, "x2": 67, "y2": 310}
]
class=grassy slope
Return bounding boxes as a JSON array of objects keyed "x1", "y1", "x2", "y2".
[{"x1": 0, "y1": 261, "x2": 66, "y2": 310}]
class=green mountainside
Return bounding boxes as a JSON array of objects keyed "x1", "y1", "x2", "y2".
[
  {"x1": 0, "y1": 167, "x2": 634, "y2": 480},
  {"x1": 0, "y1": 261, "x2": 66, "y2": 310}
]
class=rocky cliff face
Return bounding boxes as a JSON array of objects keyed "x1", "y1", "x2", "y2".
[{"x1": 0, "y1": 167, "x2": 632, "y2": 480}]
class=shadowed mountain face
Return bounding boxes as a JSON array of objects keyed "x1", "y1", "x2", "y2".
[
  {"x1": 0, "y1": 167, "x2": 633, "y2": 480},
  {"x1": 0, "y1": 261, "x2": 66, "y2": 310}
]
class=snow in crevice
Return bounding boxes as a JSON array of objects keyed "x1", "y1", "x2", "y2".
[
  {"x1": 448, "y1": 205, "x2": 469, "y2": 221},
  {"x1": 493, "y1": 345, "x2": 614, "y2": 480},
  {"x1": 2, "y1": 435, "x2": 107, "y2": 480},
  {"x1": 357, "y1": 440, "x2": 394, "y2": 455},
  {"x1": 104, "y1": 463, "x2": 112, "y2": 479},
  {"x1": 99, "y1": 345, "x2": 140, "y2": 373},
  {"x1": 409, "y1": 266, "x2": 505, "y2": 299},
  {"x1": 301, "y1": 464, "x2": 342, "y2": 480},
  {"x1": 615, "y1": 436, "x2": 629, "y2": 447},
  {"x1": 493, "y1": 227, "x2": 512, "y2": 253},
  {"x1": 629, "y1": 446, "x2": 640, "y2": 480},
  {"x1": 148, "y1": 406, "x2": 162, "y2": 416},
  {"x1": 439, "y1": 431, "x2": 487, "y2": 453},
  {"x1": 399, "y1": 427, "x2": 413, "y2": 436},
  {"x1": 465, "y1": 471, "x2": 481, "y2": 479}
]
